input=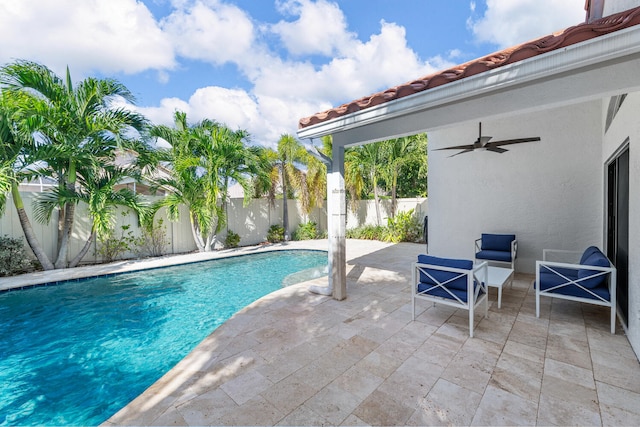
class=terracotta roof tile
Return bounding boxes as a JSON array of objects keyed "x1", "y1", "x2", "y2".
[{"x1": 299, "y1": 7, "x2": 640, "y2": 129}]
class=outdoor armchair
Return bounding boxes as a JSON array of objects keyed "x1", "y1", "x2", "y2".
[
  {"x1": 412, "y1": 254, "x2": 488, "y2": 338},
  {"x1": 535, "y1": 246, "x2": 616, "y2": 333},
  {"x1": 475, "y1": 233, "x2": 517, "y2": 270}
]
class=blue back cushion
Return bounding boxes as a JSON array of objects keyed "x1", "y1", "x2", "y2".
[
  {"x1": 580, "y1": 246, "x2": 601, "y2": 264},
  {"x1": 481, "y1": 234, "x2": 515, "y2": 251},
  {"x1": 417, "y1": 255, "x2": 473, "y2": 291},
  {"x1": 578, "y1": 248, "x2": 611, "y2": 289}
]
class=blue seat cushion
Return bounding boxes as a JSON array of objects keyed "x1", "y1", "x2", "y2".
[
  {"x1": 417, "y1": 282, "x2": 484, "y2": 303},
  {"x1": 578, "y1": 249, "x2": 610, "y2": 289},
  {"x1": 481, "y1": 234, "x2": 515, "y2": 251},
  {"x1": 476, "y1": 249, "x2": 512, "y2": 263},
  {"x1": 535, "y1": 278, "x2": 610, "y2": 301},
  {"x1": 416, "y1": 255, "x2": 472, "y2": 292}
]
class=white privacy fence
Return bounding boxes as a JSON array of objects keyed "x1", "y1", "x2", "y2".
[{"x1": 0, "y1": 192, "x2": 427, "y2": 264}]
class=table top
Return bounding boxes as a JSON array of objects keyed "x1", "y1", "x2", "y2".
[{"x1": 486, "y1": 266, "x2": 514, "y2": 286}]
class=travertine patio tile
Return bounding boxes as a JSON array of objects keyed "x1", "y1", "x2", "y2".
[
  {"x1": 374, "y1": 336, "x2": 420, "y2": 363},
  {"x1": 543, "y1": 358, "x2": 595, "y2": 390},
  {"x1": 441, "y1": 352, "x2": 493, "y2": 395},
  {"x1": 591, "y1": 349, "x2": 640, "y2": 393},
  {"x1": 587, "y1": 327, "x2": 638, "y2": 359},
  {"x1": 538, "y1": 375, "x2": 600, "y2": 426},
  {"x1": 407, "y1": 378, "x2": 482, "y2": 426},
  {"x1": 220, "y1": 369, "x2": 273, "y2": 405},
  {"x1": 502, "y1": 339, "x2": 545, "y2": 364},
  {"x1": 352, "y1": 389, "x2": 416, "y2": 426},
  {"x1": 260, "y1": 372, "x2": 319, "y2": 414},
  {"x1": 175, "y1": 388, "x2": 237, "y2": 426},
  {"x1": 339, "y1": 413, "x2": 369, "y2": 426},
  {"x1": 600, "y1": 404, "x2": 640, "y2": 427},
  {"x1": 490, "y1": 351, "x2": 543, "y2": 402},
  {"x1": 304, "y1": 382, "x2": 363, "y2": 426},
  {"x1": 355, "y1": 349, "x2": 402, "y2": 379},
  {"x1": 331, "y1": 365, "x2": 385, "y2": 400},
  {"x1": 537, "y1": 393, "x2": 601, "y2": 426},
  {"x1": 471, "y1": 384, "x2": 538, "y2": 426},
  {"x1": 276, "y1": 404, "x2": 329, "y2": 426},
  {"x1": 149, "y1": 408, "x2": 187, "y2": 426},
  {"x1": 508, "y1": 320, "x2": 548, "y2": 349},
  {"x1": 545, "y1": 333, "x2": 592, "y2": 369},
  {"x1": 547, "y1": 319, "x2": 588, "y2": 341},
  {"x1": 215, "y1": 395, "x2": 284, "y2": 426},
  {"x1": 596, "y1": 380, "x2": 640, "y2": 416}
]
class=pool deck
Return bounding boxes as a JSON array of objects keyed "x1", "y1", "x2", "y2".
[{"x1": 10, "y1": 239, "x2": 639, "y2": 426}]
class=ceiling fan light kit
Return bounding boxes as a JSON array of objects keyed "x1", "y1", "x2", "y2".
[{"x1": 436, "y1": 122, "x2": 540, "y2": 157}]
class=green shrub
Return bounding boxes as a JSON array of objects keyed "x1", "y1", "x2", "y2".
[
  {"x1": 293, "y1": 221, "x2": 317, "y2": 240},
  {"x1": 224, "y1": 230, "x2": 241, "y2": 248},
  {"x1": 267, "y1": 224, "x2": 285, "y2": 243},
  {"x1": 346, "y1": 225, "x2": 386, "y2": 240},
  {"x1": 135, "y1": 218, "x2": 170, "y2": 257},
  {"x1": 97, "y1": 224, "x2": 136, "y2": 263},
  {"x1": 384, "y1": 209, "x2": 422, "y2": 243},
  {"x1": 346, "y1": 210, "x2": 422, "y2": 243},
  {"x1": 0, "y1": 235, "x2": 34, "y2": 276}
]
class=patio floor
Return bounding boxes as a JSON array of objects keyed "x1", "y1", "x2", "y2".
[{"x1": 94, "y1": 239, "x2": 640, "y2": 426}]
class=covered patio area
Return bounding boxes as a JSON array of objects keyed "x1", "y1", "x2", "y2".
[{"x1": 105, "y1": 239, "x2": 640, "y2": 426}]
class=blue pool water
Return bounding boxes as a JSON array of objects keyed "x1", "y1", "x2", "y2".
[{"x1": 0, "y1": 250, "x2": 327, "y2": 426}]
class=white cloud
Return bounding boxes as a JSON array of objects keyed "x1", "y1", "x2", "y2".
[
  {"x1": 253, "y1": 20, "x2": 444, "y2": 106},
  {"x1": 161, "y1": 0, "x2": 255, "y2": 65},
  {"x1": 271, "y1": 0, "x2": 354, "y2": 56},
  {"x1": 469, "y1": 0, "x2": 586, "y2": 48},
  {"x1": 0, "y1": 0, "x2": 175, "y2": 76}
]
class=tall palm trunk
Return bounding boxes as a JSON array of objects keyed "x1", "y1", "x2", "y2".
[
  {"x1": 372, "y1": 175, "x2": 382, "y2": 226},
  {"x1": 68, "y1": 227, "x2": 95, "y2": 268},
  {"x1": 11, "y1": 183, "x2": 55, "y2": 270},
  {"x1": 282, "y1": 166, "x2": 290, "y2": 241},
  {"x1": 54, "y1": 201, "x2": 75, "y2": 269},
  {"x1": 190, "y1": 212, "x2": 205, "y2": 251},
  {"x1": 55, "y1": 162, "x2": 77, "y2": 268}
]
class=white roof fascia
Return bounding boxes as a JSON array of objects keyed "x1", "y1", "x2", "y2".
[{"x1": 297, "y1": 24, "x2": 640, "y2": 141}]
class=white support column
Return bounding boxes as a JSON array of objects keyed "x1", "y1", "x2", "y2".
[{"x1": 329, "y1": 144, "x2": 347, "y2": 300}]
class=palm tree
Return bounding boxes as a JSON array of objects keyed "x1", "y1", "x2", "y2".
[
  {"x1": 150, "y1": 111, "x2": 260, "y2": 251},
  {"x1": 345, "y1": 141, "x2": 385, "y2": 225},
  {"x1": 0, "y1": 60, "x2": 148, "y2": 269},
  {"x1": 256, "y1": 134, "x2": 323, "y2": 241},
  {"x1": 381, "y1": 133, "x2": 427, "y2": 217},
  {"x1": 0, "y1": 90, "x2": 55, "y2": 270}
]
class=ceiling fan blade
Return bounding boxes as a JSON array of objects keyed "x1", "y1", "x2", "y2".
[
  {"x1": 486, "y1": 147, "x2": 508, "y2": 154},
  {"x1": 488, "y1": 137, "x2": 540, "y2": 147},
  {"x1": 449, "y1": 148, "x2": 475, "y2": 157},
  {"x1": 435, "y1": 143, "x2": 476, "y2": 151}
]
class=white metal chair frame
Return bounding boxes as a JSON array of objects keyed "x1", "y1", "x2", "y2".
[
  {"x1": 535, "y1": 249, "x2": 617, "y2": 334},
  {"x1": 474, "y1": 237, "x2": 518, "y2": 270},
  {"x1": 412, "y1": 260, "x2": 488, "y2": 338}
]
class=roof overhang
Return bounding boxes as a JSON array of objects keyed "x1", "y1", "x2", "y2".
[{"x1": 298, "y1": 24, "x2": 640, "y2": 147}]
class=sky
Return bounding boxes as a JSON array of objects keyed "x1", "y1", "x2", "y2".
[{"x1": 0, "y1": 0, "x2": 586, "y2": 148}]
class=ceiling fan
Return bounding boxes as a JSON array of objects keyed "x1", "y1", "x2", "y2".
[{"x1": 436, "y1": 122, "x2": 540, "y2": 157}]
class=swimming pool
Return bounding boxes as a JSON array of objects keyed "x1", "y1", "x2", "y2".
[{"x1": 0, "y1": 250, "x2": 327, "y2": 426}]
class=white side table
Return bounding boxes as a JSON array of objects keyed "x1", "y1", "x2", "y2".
[{"x1": 487, "y1": 266, "x2": 514, "y2": 309}]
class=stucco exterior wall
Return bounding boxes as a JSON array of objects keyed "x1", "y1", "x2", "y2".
[
  {"x1": 601, "y1": 92, "x2": 640, "y2": 359},
  {"x1": 428, "y1": 102, "x2": 603, "y2": 274}
]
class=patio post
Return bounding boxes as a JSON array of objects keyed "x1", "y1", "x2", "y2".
[{"x1": 329, "y1": 143, "x2": 347, "y2": 300}]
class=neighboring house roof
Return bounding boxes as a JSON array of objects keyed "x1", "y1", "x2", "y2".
[{"x1": 298, "y1": 6, "x2": 640, "y2": 130}]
